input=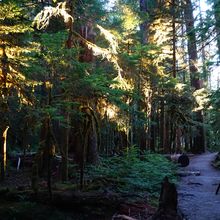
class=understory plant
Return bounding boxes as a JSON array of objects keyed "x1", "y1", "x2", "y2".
[{"x1": 86, "y1": 147, "x2": 177, "y2": 198}]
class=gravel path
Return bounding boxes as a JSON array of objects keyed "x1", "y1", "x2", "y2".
[{"x1": 178, "y1": 152, "x2": 220, "y2": 220}]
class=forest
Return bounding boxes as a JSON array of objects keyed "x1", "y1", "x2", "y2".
[{"x1": 0, "y1": 0, "x2": 220, "y2": 219}]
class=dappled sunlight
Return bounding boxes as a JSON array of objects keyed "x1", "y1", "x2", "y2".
[
  {"x1": 1, "y1": 0, "x2": 220, "y2": 219},
  {"x1": 86, "y1": 25, "x2": 124, "y2": 79},
  {"x1": 110, "y1": 75, "x2": 132, "y2": 91},
  {"x1": 193, "y1": 88, "x2": 210, "y2": 111},
  {"x1": 175, "y1": 83, "x2": 187, "y2": 92},
  {"x1": 120, "y1": 5, "x2": 140, "y2": 36},
  {"x1": 33, "y1": 2, "x2": 73, "y2": 30}
]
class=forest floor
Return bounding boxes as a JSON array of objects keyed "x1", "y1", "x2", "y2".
[
  {"x1": 2, "y1": 153, "x2": 220, "y2": 219},
  {"x1": 0, "y1": 164, "x2": 156, "y2": 219},
  {"x1": 178, "y1": 152, "x2": 220, "y2": 220}
]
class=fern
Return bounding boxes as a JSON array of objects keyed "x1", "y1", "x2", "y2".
[{"x1": 86, "y1": 147, "x2": 177, "y2": 197}]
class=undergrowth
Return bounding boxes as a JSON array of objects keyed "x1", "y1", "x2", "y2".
[{"x1": 86, "y1": 147, "x2": 177, "y2": 198}]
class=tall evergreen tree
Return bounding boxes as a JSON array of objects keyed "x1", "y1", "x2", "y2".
[
  {"x1": 0, "y1": 0, "x2": 35, "y2": 179},
  {"x1": 213, "y1": 0, "x2": 220, "y2": 60},
  {"x1": 184, "y1": 0, "x2": 206, "y2": 153}
]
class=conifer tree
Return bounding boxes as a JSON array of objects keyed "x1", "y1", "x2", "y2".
[
  {"x1": 184, "y1": 0, "x2": 206, "y2": 153},
  {"x1": 0, "y1": 0, "x2": 36, "y2": 179}
]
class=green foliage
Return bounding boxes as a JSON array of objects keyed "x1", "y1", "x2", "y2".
[
  {"x1": 86, "y1": 147, "x2": 177, "y2": 197},
  {"x1": 0, "y1": 0, "x2": 36, "y2": 96},
  {"x1": 164, "y1": 86, "x2": 194, "y2": 125}
]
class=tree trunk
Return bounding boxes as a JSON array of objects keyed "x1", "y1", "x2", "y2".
[
  {"x1": 61, "y1": 112, "x2": 70, "y2": 182},
  {"x1": 0, "y1": 45, "x2": 9, "y2": 181},
  {"x1": 176, "y1": 128, "x2": 182, "y2": 153},
  {"x1": 199, "y1": 0, "x2": 208, "y2": 83},
  {"x1": 213, "y1": 0, "x2": 220, "y2": 60},
  {"x1": 87, "y1": 119, "x2": 99, "y2": 164},
  {"x1": 165, "y1": 118, "x2": 171, "y2": 153},
  {"x1": 140, "y1": 0, "x2": 149, "y2": 44},
  {"x1": 0, "y1": 126, "x2": 9, "y2": 180},
  {"x1": 184, "y1": 0, "x2": 205, "y2": 153},
  {"x1": 184, "y1": 0, "x2": 198, "y2": 85},
  {"x1": 139, "y1": 0, "x2": 149, "y2": 151},
  {"x1": 171, "y1": 0, "x2": 177, "y2": 78},
  {"x1": 150, "y1": 102, "x2": 156, "y2": 152},
  {"x1": 160, "y1": 98, "x2": 165, "y2": 153},
  {"x1": 60, "y1": 0, "x2": 74, "y2": 182},
  {"x1": 80, "y1": 107, "x2": 99, "y2": 189},
  {"x1": 193, "y1": 111, "x2": 205, "y2": 153}
]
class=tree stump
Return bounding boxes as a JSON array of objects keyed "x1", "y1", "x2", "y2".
[{"x1": 150, "y1": 176, "x2": 183, "y2": 220}]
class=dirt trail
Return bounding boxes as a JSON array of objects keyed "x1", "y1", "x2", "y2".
[{"x1": 178, "y1": 152, "x2": 220, "y2": 220}]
